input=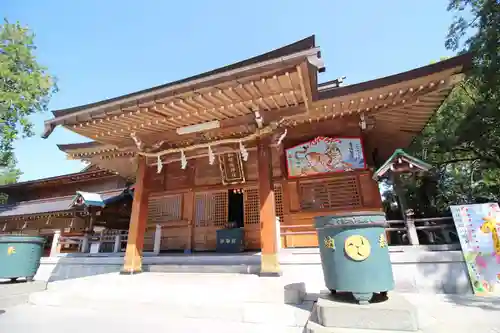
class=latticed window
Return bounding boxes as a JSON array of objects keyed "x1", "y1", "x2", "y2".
[
  {"x1": 244, "y1": 188, "x2": 260, "y2": 226},
  {"x1": 244, "y1": 184, "x2": 285, "y2": 225},
  {"x1": 147, "y1": 194, "x2": 182, "y2": 224},
  {"x1": 299, "y1": 176, "x2": 362, "y2": 211},
  {"x1": 195, "y1": 191, "x2": 228, "y2": 228}
]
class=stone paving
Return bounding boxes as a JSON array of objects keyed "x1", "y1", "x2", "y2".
[
  {"x1": 0, "y1": 303, "x2": 305, "y2": 333},
  {"x1": 1, "y1": 273, "x2": 500, "y2": 332},
  {"x1": 0, "y1": 278, "x2": 46, "y2": 308},
  {"x1": 401, "y1": 293, "x2": 500, "y2": 333}
]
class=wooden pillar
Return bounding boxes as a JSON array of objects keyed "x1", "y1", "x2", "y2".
[
  {"x1": 121, "y1": 156, "x2": 150, "y2": 274},
  {"x1": 258, "y1": 137, "x2": 281, "y2": 276},
  {"x1": 393, "y1": 173, "x2": 419, "y2": 245}
]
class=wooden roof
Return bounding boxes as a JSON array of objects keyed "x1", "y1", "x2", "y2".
[
  {"x1": 373, "y1": 149, "x2": 432, "y2": 180},
  {"x1": 0, "y1": 168, "x2": 118, "y2": 193},
  {"x1": 42, "y1": 36, "x2": 322, "y2": 149},
  {"x1": 51, "y1": 39, "x2": 471, "y2": 177},
  {"x1": 286, "y1": 53, "x2": 472, "y2": 160}
]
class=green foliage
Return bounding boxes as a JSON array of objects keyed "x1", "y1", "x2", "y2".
[
  {"x1": 395, "y1": 0, "x2": 500, "y2": 215},
  {"x1": 0, "y1": 19, "x2": 57, "y2": 166},
  {"x1": 0, "y1": 158, "x2": 21, "y2": 204}
]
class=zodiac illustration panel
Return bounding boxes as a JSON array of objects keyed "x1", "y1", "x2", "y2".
[{"x1": 285, "y1": 136, "x2": 366, "y2": 178}]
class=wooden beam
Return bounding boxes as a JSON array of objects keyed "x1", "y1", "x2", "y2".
[
  {"x1": 121, "y1": 156, "x2": 150, "y2": 274},
  {"x1": 258, "y1": 137, "x2": 281, "y2": 276},
  {"x1": 297, "y1": 63, "x2": 312, "y2": 113}
]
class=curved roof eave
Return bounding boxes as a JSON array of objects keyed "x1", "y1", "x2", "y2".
[{"x1": 41, "y1": 36, "x2": 319, "y2": 139}]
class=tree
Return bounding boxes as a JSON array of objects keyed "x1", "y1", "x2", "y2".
[
  {"x1": 445, "y1": 0, "x2": 500, "y2": 166},
  {"x1": 0, "y1": 19, "x2": 57, "y2": 167},
  {"x1": 0, "y1": 162, "x2": 22, "y2": 185},
  {"x1": 396, "y1": 0, "x2": 500, "y2": 215}
]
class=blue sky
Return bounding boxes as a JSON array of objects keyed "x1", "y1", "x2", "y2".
[{"x1": 4, "y1": 0, "x2": 458, "y2": 181}]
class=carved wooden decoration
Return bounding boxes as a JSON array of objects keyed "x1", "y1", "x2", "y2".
[{"x1": 219, "y1": 152, "x2": 246, "y2": 185}]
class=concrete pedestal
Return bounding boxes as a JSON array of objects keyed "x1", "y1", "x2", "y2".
[{"x1": 313, "y1": 292, "x2": 419, "y2": 332}]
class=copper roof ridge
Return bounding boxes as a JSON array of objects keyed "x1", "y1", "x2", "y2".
[{"x1": 0, "y1": 169, "x2": 115, "y2": 190}]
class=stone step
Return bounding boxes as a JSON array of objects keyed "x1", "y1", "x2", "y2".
[
  {"x1": 29, "y1": 290, "x2": 313, "y2": 327},
  {"x1": 146, "y1": 263, "x2": 259, "y2": 274},
  {"x1": 38, "y1": 272, "x2": 305, "y2": 304}
]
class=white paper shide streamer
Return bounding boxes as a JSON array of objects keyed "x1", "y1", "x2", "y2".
[
  {"x1": 157, "y1": 155, "x2": 163, "y2": 174},
  {"x1": 180, "y1": 150, "x2": 187, "y2": 169},
  {"x1": 208, "y1": 146, "x2": 215, "y2": 165},
  {"x1": 277, "y1": 129, "x2": 287, "y2": 146},
  {"x1": 239, "y1": 141, "x2": 248, "y2": 161}
]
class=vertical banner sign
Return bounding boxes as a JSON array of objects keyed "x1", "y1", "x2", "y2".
[{"x1": 450, "y1": 203, "x2": 500, "y2": 295}]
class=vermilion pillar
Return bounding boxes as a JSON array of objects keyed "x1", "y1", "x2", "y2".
[
  {"x1": 257, "y1": 137, "x2": 281, "y2": 276},
  {"x1": 121, "y1": 156, "x2": 150, "y2": 274}
]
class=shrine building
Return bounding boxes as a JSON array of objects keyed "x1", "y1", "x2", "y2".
[{"x1": 40, "y1": 36, "x2": 471, "y2": 275}]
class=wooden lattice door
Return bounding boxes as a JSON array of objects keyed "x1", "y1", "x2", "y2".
[
  {"x1": 193, "y1": 191, "x2": 228, "y2": 250},
  {"x1": 243, "y1": 184, "x2": 284, "y2": 250},
  {"x1": 146, "y1": 194, "x2": 184, "y2": 251}
]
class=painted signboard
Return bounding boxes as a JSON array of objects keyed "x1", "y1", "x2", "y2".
[
  {"x1": 285, "y1": 137, "x2": 366, "y2": 178},
  {"x1": 450, "y1": 203, "x2": 500, "y2": 295}
]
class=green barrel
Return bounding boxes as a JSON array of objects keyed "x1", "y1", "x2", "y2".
[
  {"x1": 216, "y1": 228, "x2": 244, "y2": 253},
  {"x1": 0, "y1": 235, "x2": 45, "y2": 281},
  {"x1": 314, "y1": 211, "x2": 394, "y2": 304}
]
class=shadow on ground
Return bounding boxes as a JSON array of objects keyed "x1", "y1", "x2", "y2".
[
  {"x1": 0, "y1": 278, "x2": 29, "y2": 285},
  {"x1": 0, "y1": 310, "x2": 5, "y2": 315}
]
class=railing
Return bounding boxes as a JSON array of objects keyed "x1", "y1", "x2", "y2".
[
  {"x1": 386, "y1": 216, "x2": 459, "y2": 246},
  {"x1": 57, "y1": 230, "x2": 129, "y2": 253},
  {"x1": 48, "y1": 217, "x2": 461, "y2": 252},
  {"x1": 279, "y1": 216, "x2": 460, "y2": 248}
]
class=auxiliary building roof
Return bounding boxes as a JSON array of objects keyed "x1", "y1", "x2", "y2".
[{"x1": 0, "y1": 188, "x2": 129, "y2": 220}]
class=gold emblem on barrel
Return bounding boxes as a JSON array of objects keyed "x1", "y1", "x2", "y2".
[
  {"x1": 379, "y1": 233, "x2": 388, "y2": 248},
  {"x1": 324, "y1": 236, "x2": 335, "y2": 250},
  {"x1": 7, "y1": 246, "x2": 16, "y2": 255},
  {"x1": 344, "y1": 235, "x2": 371, "y2": 261}
]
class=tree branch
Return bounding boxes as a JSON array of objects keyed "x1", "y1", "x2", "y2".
[{"x1": 435, "y1": 158, "x2": 482, "y2": 166}]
